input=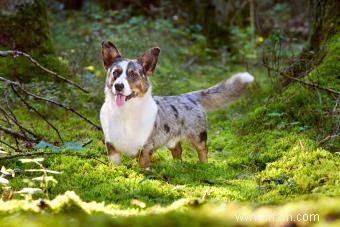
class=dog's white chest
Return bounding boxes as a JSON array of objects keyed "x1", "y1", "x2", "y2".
[{"x1": 100, "y1": 92, "x2": 157, "y2": 157}]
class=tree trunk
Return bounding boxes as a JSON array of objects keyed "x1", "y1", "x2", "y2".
[
  {"x1": 0, "y1": 0, "x2": 69, "y2": 81},
  {"x1": 282, "y1": 0, "x2": 340, "y2": 86}
]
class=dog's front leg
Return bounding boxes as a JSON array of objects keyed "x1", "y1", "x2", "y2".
[
  {"x1": 138, "y1": 149, "x2": 153, "y2": 171},
  {"x1": 105, "y1": 142, "x2": 121, "y2": 165}
]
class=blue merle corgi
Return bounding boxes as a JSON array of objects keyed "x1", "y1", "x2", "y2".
[{"x1": 100, "y1": 41, "x2": 254, "y2": 170}]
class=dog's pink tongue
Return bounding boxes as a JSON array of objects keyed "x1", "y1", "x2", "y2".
[{"x1": 115, "y1": 94, "x2": 126, "y2": 107}]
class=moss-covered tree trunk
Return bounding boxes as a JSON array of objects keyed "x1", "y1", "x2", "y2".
[
  {"x1": 283, "y1": 0, "x2": 340, "y2": 86},
  {"x1": 0, "y1": 0, "x2": 69, "y2": 81}
]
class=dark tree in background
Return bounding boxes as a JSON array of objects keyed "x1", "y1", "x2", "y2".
[{"x1": 0, "y1": 0, "x2": 69, "y2": 81}]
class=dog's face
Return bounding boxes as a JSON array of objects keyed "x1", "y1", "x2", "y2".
[{"x1": 101, "y1": 41, "x2": 160, "y2": 107}]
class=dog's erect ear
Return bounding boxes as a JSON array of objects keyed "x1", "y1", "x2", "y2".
[
  {"x1": 138, "y1": 47, "x2": 160, "y2": 76},
  {"x1": 101, "y1": 41, "x2": 121, "y2": 70}
]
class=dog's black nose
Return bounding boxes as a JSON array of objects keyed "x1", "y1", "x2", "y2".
[{"x1": 114, "y1": 83, "x2": 124, "y2": 92}]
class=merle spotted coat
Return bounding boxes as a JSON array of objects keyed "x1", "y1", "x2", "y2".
[{"x1": 100, "y1": 41, "x2": 254, "y2": 169}]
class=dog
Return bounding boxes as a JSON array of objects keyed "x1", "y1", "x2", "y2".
[{"x1": 100, "y1": 41, "x2": 254, "y2": 170}]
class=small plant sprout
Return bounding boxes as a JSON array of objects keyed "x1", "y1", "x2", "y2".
[{"x1": 19, "y1": 158, "x2": 62, "y2": 199}]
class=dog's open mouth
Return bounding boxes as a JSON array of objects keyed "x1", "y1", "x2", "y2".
[{"x1": 115, "y1": 92, "x2": 136, "y2": 107}]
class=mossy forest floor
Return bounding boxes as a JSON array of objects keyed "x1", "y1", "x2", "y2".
[{"x1": 0, "y1": 5, "x2": 339, "y2": 227}]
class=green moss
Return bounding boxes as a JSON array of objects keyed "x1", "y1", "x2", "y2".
[
  {"x1": 257, "y1": 139, "x2": 340, "y2": 199},
  {"x1": 0, "y1": 192, "x2": 339, "y2": 226}
]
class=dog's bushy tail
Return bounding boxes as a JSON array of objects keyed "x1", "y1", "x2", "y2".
[{"x1": 187, "y1": 72, "x2": 254, "y2": 112}]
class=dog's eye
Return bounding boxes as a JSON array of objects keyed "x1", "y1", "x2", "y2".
[
  {"x1": 128, "y1": 71, "x2": 138, "y2": 79},
  {"x1": 112, "y1": 69, "x2": 122, "y2": 80}
]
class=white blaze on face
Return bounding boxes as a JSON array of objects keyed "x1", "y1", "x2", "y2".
[{"x1": 111, "y1": 60, "x2": 132, "y2": 107}]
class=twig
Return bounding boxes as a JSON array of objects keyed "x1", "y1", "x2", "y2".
[
  {"x1": 0, "y1": 98, "x2": 39, "y2": 139},
  {"x1": 0, "y1": 125, "x2": 39, "y2": 142},
  {"x1": 0, "y1": 139, "x2": 21, "y2": 152},
  {"x1": 22, "y1": 87, "x2": 101, "y2": 130},
  {"x1": 318, "y1": 134, "x2": 339, "y2": 145},
  {"x1": 11, "y1": 85, "x2": 64, "y2": 143},
  {"x1": 0, "y1": 50, "x2": 89, "y2": 93},
  {"x1": 82, "y1": 139, "x2": 93, "y2": 147},
  {"x1": 281, "y1": 74, "x2": 340, "y2": 96},
  {"x1": 262, "y1": 63, "x2": 340, "y2": 96},
  {"x1": 0, "y1": 76, "x2": 101, "y2": 130},
  {"x1": 2, "y1": 86, "x2": 30, "y2": 140}
]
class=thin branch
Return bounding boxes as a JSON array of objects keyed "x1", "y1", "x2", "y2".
[
  {"x1": 0, "y1": 124, "x2": 39, "y2": 142},
  {"x1": 262, "y1": 63, "x2": 340, "y2": 96},
  {"x1": 0, "y1": 76, "x2": 101, "y2": 130},
  {"x1": 11, "y1": 85, "x2": 64, "y2": 143},
  {"x1": 0, "y1": 139, "x2": 21, "y2": 152},
  {"x1": 318, "y1": 134, "x2": 339, "y2": 145},
  {"x1": 0, "y1": 100, "x2": 39, "y2": 139},
  {"x1": 281, "y1": 74, "x2": 340, "y2": 96},
  {"x1": 21, "y1": 87, "x2": 102, "y2": 130},
  {"x1": 0, "y1": 50, "x2": 89, "y2": 93},
  {"x1": 82, "y1": 139, "x2": 93, "y2": 147}
]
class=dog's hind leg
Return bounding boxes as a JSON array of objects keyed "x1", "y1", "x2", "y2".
[
  {"x1": 189, "y1": 131, "x2": 208, "y2": 163},
  {"x1": 106, "y1": 142, "x2": 121, "y2": 165},
  {"x1": 169, "y1": 142, "x2": 182, "y2": 160}
]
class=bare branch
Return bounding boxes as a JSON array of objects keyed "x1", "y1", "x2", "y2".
[
  {"x1": 0, "y1": 139, "x2": 21, "y2": 152},
  {"x1": 11, "y1": 85, "x2": 64, "y2": 143},
  {"x1": 0, "y1": 50, "x2": 89, "y2": 93},
  {"x1": 0, "y1": 76, "x2": 101, "y2": 130},
  {"x1": 0, "y1": 99, "x2": 39, "y2": 139},
  {"x1": 262, "y1": 63, "x2": 340, "y2": 96},
  {"x1": 280, "y1": 74, "x2": 340, "y2": 96},
  {"x1": 0, "y1": 124, "x2": 39, "y2": 142}
]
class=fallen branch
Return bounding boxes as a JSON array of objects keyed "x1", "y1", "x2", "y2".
[
  {"x1": 0, "y1": 50, "x2": 89, "y2": 93},
  {"x1": 318, "y1": 134, "x2": 339, "y2": 145},
  {"x1": 262, "y1": 63, "x2": 340, "y2": 96},
  {"x1": 280, "y1": 73, "x2": 340, "y2": 96}
]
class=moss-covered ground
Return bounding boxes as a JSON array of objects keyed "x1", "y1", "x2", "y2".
[{"x1": 0, "y1": 5, "x2": 339, "y2": 227}]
